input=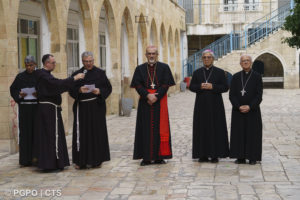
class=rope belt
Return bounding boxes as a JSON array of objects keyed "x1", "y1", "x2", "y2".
[
  {"x1": 76, "y1": 97, "x2": 97, "y2": 151},
  {"x1": 20, "y1": 102, "x2": 38, "y2": 104},
  {"x1": 39, "y1": 101, "x2": 61, "y2": 159}
]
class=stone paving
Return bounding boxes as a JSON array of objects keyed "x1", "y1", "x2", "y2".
[{"x1": 0, "y1": 89, "x2": 300, "y2": 200}]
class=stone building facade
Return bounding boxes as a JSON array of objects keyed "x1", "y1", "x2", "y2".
[
  {"x1": 0, "y1": 0, "x2": 187, "y2": 153},
  {"x1": 179, "y1": 0, "x2": 299, "y2": 89}
]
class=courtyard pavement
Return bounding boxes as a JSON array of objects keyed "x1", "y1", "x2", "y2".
[{"x1": 0, "y1": 89, "x2": 300, "y2": 200}]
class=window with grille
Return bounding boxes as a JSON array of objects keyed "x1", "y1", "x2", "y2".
[
  {"x1": 244, "y1": 0, "x2": 259, "y2": 11},
  {"x1": 67, "y1": 27, "x2": 79, "y2": 76},
  {"x1": 17, "y1": 18, "x2": 39, "y2": 70},
  {"x1": 224, "y1": 0, "x2": 238, "y2": 11}
]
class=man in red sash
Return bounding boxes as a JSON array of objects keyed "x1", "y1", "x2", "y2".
[{"x1": 130, "y1": 45, "x2": 175, "y2": 166}]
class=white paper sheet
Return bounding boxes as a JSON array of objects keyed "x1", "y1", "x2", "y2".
[
  {"x1": 21, "y1": 87, "x2": 37, "y2": 100},
  {"x1": 83, "y1": 84, "x2": 95, "y2": 93}
]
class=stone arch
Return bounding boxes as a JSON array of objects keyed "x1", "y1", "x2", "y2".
[
  {"x1": 175, "y1": 29, "x2": 180, "y2": 83},
  {"x1": 44, "y1": 0, "x2": 61, "y2": 56},
  {"x1": 97, "y1": 0, "x2": 118, "y2": 79},
  {"x1": 120, "y1": 6, "x2": 135, "y2": 115},
  {"x1": 137, "y1": 13, "x2": 148, "y2": 65},
  {"x1": 253, "y1": 49, "x2": 287, "y2": 75},
  {"x1": 78, "y1": 0, "x2": 93, "y2": 51},
  {"x1": 150, "y1": 18, "x2": 158, "y2": 47},
  {"x1": 168, "y1": 26, "x2": 174, "y2": 73},
  {"x1": 253, "y1": 50, "x2": 285, "y2": 88},
  {"x1": 160, "y1": 23, "x2": 167, "y2": 62}
]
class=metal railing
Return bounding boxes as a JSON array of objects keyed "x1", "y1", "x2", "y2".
[{"x1": 182, "y1": 2, "x2": 293, "y2": 79}]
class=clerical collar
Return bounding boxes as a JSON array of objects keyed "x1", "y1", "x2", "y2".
[
  {"x1": 204, "y1": 65, "x2": 213, "y2": 70},
  {"x1": 148, "y1": 63, "x2": 156, "y2": 68},
  {"x1": 244, "y1": 69, "x2": 251, "y2": 74}
]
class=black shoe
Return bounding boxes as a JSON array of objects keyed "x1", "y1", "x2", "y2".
[
  {"x1": 140, "y1": 160, "x2": 151, "y2": 166},
  {"x1": 249, "y1": 160, "x2": 257, "y2": 165},
  {"x1": 198, "y1": 157, "x2": 209, "y2": 162},
  {"x1": 42, "y1": 168, "x2": 63, "y2": 173},
  {"x1": 210, "y1": 158, "x2": 219, "y2": 163},
  {"x1": 92, "y1": 163, "x2": 102, "y2": 168},
  {"x1": 234, "y1": 159, "x2": 246, "y2": 164},
  {"x1": 154, "y1": 160, "x2": 166, "y2": 164}
]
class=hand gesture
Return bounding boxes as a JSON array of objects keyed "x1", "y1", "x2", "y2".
[{"x1": 74, "y1": 73, "x2": 85, "y2": 81}]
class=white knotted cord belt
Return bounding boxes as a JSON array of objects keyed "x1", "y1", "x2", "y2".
[{"x1": 76, "y1": 97, "x2": 97, "y2": 152}]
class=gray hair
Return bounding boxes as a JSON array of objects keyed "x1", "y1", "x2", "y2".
[
  {"x1": 24, "y1": 55, "x2": 36, "y2": 63},
  {"x1": 81, "y1": 51, "x2": 94, "y2": 59},
  {"x1": 202, "y1": 49, "x2": 215, "y2": 58},
  {"x1": 240, "y1": 54, "x2": 252, "y2": 62}
]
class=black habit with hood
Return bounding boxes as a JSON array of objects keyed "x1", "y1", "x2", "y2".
[
  {"x1": 10, "y1": 70, "x2": 37, "y2": 166},
  {"x1": 33, "y1": 68, "x2": 75, "y2": 170},
  {"x1": 189, "y1": 65, "x2": 229, "y2": 159},
  {"x1": 130, "y1": 62, "x2": 175, "y2": 161},
  {"x1": 229, "y1": 69, "x2": 263, "y2": 161},
  {"x1": 69, "y1": 66, "x2": 112, "y2": 167}
]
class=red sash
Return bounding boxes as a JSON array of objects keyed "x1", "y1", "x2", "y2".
[{"x1": 147, "y1": 89, "x2": 171, "y2": 156}]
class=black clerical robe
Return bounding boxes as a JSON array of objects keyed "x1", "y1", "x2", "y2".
[
  {"x1": 229, "y1": 70, "x2": 263, "y2": 161},
  {"x1": 33, "y1": 68, "x2": 75, "y2": 170},
  {"x1": 10, "y1": 71, "x2": 37, "y2": 166},
  {"x1": 69, "y1": 66, "x2": 112, "y2": 167},
  {"x1": 130, "y1": 62, "x2": 175, "y2": 161},
  {"x1": 190, "y1": 66, "x2": 229, "y2": 159}
]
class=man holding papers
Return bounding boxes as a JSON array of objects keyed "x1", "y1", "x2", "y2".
[
  {"x1": 69, "y1": 51, "x2": 112, "y2": 169},
  {"x1": 10, "y1": 55, "x2": 37, "y2": 167}
]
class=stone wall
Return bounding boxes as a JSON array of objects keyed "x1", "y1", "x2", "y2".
[{"x1": 0, "y1": 0, "x2": 186, "y2": 152}]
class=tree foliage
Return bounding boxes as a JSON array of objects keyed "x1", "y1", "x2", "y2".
[{"x1": 283, "y1": 0, "x2": 300, "y2": 48}]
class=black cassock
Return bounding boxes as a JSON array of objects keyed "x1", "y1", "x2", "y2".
[
  {"x1": 33, "y1": 68, "x2": 75, "y2": 170},
  {"x1": 69, "y1": 66, "x2": 112, "y2": 167},
  {"x1": 10, "y1": 71, "x2": 37, "y2": 166},
  {"x1": 190, "y1": 66, "x2": 229, "y2": 159},
  {"x1": 130, "y1": 62, "x2": 175, "y2": 161},
  {"x1": 229, "y1": 70, "x2": 263, "y2": 161}
]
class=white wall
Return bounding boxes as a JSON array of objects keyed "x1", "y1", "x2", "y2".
[
  {"x1": 121, "y1": 19, "x2": 130, "y2": 78},
  {"x1": 137, "y1": 25, "x2": 143, "y2": 65}
]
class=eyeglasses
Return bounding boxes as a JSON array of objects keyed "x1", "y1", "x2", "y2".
[
  {"x1": 202, "y1": 56, "x2": 212, "y2": 59},
  {"x1": 83, "y1": 60, "x2": 94, "y2": 63},
  {"x1": 146, "y1": 53, "x2": 157, "y2": 56}
]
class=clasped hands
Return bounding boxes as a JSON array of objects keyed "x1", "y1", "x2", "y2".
[
  {"x1": 147, "y1": 93, "x2": 158, "y2": 106},
  {"x1": 239, "y1": 105, "x2": 250, "y2": 113},
  {"x1": 79, "y1": 86, "x2": 100, "y2": 95},
  {"x1": 201, "y1": 82, "x2": 213, "y2": 90}
]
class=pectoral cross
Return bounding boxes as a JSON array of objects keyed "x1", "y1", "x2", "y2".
[
  {"x1": 150, "y1": 83, "x2": 156, "y2": 89},
  {"x1": 241, "y1": 89, "x2": 246, "y2": 96}
]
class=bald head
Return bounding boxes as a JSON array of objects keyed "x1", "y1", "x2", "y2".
[
  {"x1": 145, "y1": 45, "x2": 159, "y2": 66},
  {"x1": 240, "y1": 54, "x2": 253, "y2": 72},
  {"x1": 240, "y1": 54, "x2": 252, "y2": 63},
  {"x1": 146, "y1": 45, "x2": 158, "y2": 54}
]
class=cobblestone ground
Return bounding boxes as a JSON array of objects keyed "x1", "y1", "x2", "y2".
[{"x1": 0, "y1": 89, "x2": 300, "y2": 200}]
